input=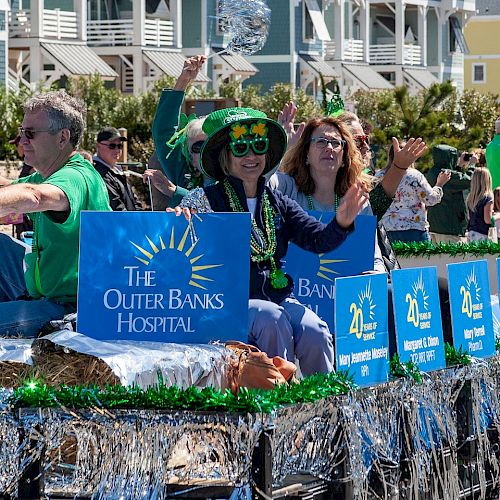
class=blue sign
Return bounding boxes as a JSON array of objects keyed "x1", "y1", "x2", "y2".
[
  {"x1": 391, "y1": 267, "x2": 445, "y2": 371},
  {"x1": 78, "y1": 212, "x2": 251, "y2": 343},
  {"x1": 448, "y1": 260, "x2": 495, "y2": 358},
  {"x1": 335, "y1": 273, "x2": 390, "y2": 387},
  {"x1": 284, "y1": 213, "x2": 376, "y2": 330}
]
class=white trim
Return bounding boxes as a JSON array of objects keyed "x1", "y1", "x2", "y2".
[
  {"x1": 472, "y1": 62, "x2": 486, "y2": 84},
  {"x1": 245, "y1": 55, "x2": 293, "y2": 63},
  {"x1": 466, "y1": 15, "x2": 500, "y2": 22},
  {"x1": 465, "y1": 54, "x2": 500, "y2": 60}
]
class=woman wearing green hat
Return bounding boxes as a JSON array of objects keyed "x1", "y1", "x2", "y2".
[{"x1": 174, "y1": 107, "x2": 367, "y2": 375}]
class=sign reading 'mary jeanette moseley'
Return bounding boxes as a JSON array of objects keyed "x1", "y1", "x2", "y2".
[{"x1": 78, "y1": 212, "x2": 251, "y2": 344}]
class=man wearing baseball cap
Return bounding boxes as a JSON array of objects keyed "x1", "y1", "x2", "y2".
[{"x1": 93, "y1": 127, "x2": 140, "y2": 211}]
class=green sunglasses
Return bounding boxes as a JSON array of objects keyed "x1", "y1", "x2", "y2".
[{"x1": 229, "y1": 136, "x2": 269, "y2": 157}]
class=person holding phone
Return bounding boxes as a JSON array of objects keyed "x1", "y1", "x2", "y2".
[{"x1": 426, "y1": 145, "x2": 478, "y2": 243}]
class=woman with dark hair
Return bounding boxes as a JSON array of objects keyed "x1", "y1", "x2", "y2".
[{"x1": 175, "y1": 107, "x2": 367, "y2": 375}]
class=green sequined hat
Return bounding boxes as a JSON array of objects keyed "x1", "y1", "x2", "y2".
[
  {"x1": 325, "y1": 93, "x2": 345, "y2": 118},
  {"x1": 200, "y1": 107, "x2": 287, "y2": 181}
]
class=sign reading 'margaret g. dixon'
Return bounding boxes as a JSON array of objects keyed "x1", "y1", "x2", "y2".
[{"x1": 77, "y1": 212, "x2": 251, "y2": 344}]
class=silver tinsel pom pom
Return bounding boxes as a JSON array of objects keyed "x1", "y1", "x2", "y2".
[{"x1": 218, "y1": 0, "x2": 271, "y2": 55}]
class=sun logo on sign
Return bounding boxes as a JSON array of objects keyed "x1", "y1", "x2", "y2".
[
  {"x1": 465, "y1": 267, "x2": 481, "y2": 302},
  {"x1": 411, "y1": 272, "x2": 429, "y2": 311},
  {"x1": 129, "y1": 223, "x2": 223, "y2": 290},
  {"x1": 358, "y1": 280, "x2": 376, "y2": 321},
  {"x1": 313, "y1": 214, "x2": 348, "y2": 282}
]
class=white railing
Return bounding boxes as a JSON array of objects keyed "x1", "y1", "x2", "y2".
[
  {"x1": 43, "y1": 9, "x2": 78, "y2": 39},
  {"x1": 9, "y1": 9, "x2": 78, "y2": 39},
  {"x1": 344, "y1": 39, "x2": 364, "y2": 62},
  {"x1": 87, "y1": 18, "x2": 174, "y2": 47},
  {"x1": 370, "y1": 44, "x2": 422, "y2": 65},
  {"x1": 324, "y1": 40, "x2": 335, "y2": 60},
  {"x1": 324, "y1": 39, "x2": 364, "y2": 61},
  {"x1": 144, "y1": 19, "x2": 174, "y2": 47}
]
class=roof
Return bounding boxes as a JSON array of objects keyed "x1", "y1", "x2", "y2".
[
  {"x1": 403, "y1": 68, "x2": 439, "y2": 89},
  {"x1": 41, "y1": 43, "x2": 117, "y2": 78},
  {"x1": 342, "y1": 63, "x2": 393, "y2": 90},
  {"x1": 219, "y1": 54, "x2": 258, "y2": 74},
  {"x1": 143, "y1": 50, "x2": 210, "y2": 82},
  {"x1": 300, "y1": 54, "x2": 339, "y2": 78},
  {"x1": 475, "y1": 0, "x2": 500, "y2": 15}
]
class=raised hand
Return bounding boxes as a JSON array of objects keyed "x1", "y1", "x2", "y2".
[
  {"x1": 436, "y1": 170, "x2": 451, "y2": 187},
  {"x1": 335, "y1": 181, "x2": 368, "y2": 229},
  {"x1": 277, "y1": 101, "x2": 305, "y2": 150},
  {"x1": 142, "y1": 169, "x2": 176, "y2": 197},
  {"x1": 392, "y1": 137, "x2": 428, "y2": 170},
  {"x1": 173, "y1": 55, "x2": 207, "y2": 91}
]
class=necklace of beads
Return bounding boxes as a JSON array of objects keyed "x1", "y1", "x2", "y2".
[
  {"x1": 223, "y1": 180, "x2": 288, "y2": 289},
  {"x1": 306, "y1": 193, "x2": 340, "y2": 211}
]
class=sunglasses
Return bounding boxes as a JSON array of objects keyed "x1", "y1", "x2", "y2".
[
  {"x1": 18, "y1": 126, "x2": 50, "y2": 140},
  {"x1": 354, "y1": 135, "x2": 370, "y2": 148},
  {"x1": 229, "y1": 137, "x2": 269, "y2": 157},
  {"x1": 310, "y1": 137, "x2": 345, "y2": 150},
  {"x1": 190, "y1": 140, "x2": 204, "y2": 154},
  {"x1": 99, "y1": 142, "x2": 124, "y2": 150}
]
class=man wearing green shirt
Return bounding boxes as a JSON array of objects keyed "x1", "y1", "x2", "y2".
[
  {"x1": 0, "y1": 90, "x2": 111, "y2": 337},
  {"x1": 486, "y1": 118, "x2": 500, "y2": 189}
]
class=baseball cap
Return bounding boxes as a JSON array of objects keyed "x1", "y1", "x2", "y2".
[{"x1": 96, "y1": 127, "x2": 127, "y2": 143}]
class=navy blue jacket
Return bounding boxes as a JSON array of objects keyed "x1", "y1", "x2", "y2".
[{"x1": 204, "y1": 176, "x2": 352, "y2": 304}]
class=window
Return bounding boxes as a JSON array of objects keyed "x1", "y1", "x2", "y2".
[
  {"x1": 472, "y1": 63, "x2": 486, "y2": 84},
  {"x1": 449, "y1": 16, "x2": 468, "y2": 53},
  {"x1": 303, "y1": 2, "x2": 315, "y2": 41}
]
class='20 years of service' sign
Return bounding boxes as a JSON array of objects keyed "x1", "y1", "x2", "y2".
[{"x1": 77, "y1": 212, "x2": 251, "y2": 344}]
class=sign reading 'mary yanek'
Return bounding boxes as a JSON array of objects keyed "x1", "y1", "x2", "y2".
[{"x1": 78, "y1": 212, "x2": 251, "y2": 344}]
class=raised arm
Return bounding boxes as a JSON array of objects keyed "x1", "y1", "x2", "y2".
[
  {"x1": 0, "y1": 182, "x2": 69, "y2": 218},
  {"x1": 152, "y1": 55, "x2": 206, "y2": 187}
]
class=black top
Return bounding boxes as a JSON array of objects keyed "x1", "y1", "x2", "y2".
[
  {"x1": 93, "y1": 157, "x2": 140, "y2": 211},
  {"x1": 203, "y1": 175, "x2": 352, "y2": 304},
  {"x1": 468, "y1": 196, "x2": 492, "y2": 236}
]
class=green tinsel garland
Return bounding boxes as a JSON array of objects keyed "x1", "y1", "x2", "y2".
[
  {"x1": 389, "y1": 354, "x2": 423, "y2": 384},
  {"x1": 393, "y1": 240, "x2": 500, "y2": 258},
  {"x1": 445, "y1": 342, "x2": 472, "y2": 367},
  {"x1": 8, "y1": 371, "x2": 356, "y2": 414}
]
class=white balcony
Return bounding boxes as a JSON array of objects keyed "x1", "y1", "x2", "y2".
[
  {"x1": 344, "y1": 39, "x2": 364, "y2": 62},
  {"x1": 87, "y1": 18, "x2": 174, "y2": 47},
  {"x1": 370, "y1": 44, "x2": 422, "y2": 66},
  {"x1": 9, "y1": 9, "x2": 78, "y2": 39},
  {"x1": 324, "y1": 39, "x2": 364, "y2": 62}
]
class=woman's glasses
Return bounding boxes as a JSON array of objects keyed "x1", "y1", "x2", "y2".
[
  {"x1": 190, "y1": 140, "x2": 204, "y2": 154},
  {"x1": 310, "y1": 137, "x2": 345, "y2": 150},
  {"x1": 18, "y1": 126, "x2": 50, "y2": 140},
  {"x1": 99, "y1": 142, "x2": 124, "y2": 150},
  {"x1": 230, "y1": 137, "x2": 269, "y2": 157},
  {"x1": 354, "y1": 135, "x2": 370, "y2": 148}
]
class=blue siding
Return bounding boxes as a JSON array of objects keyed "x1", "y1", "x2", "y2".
[
  {"x1": 45, "y1": 0, "x2": 74, "y2": 10},
  {"x1": 243, "y1": 62, "x2": 291, "y2": 93},
  {"x1": 182, "y1": 0, "x2": 202, "y2": 48},
  {"x1": 257, "y1": 0, "x2": 290, "y2": 55},
  {"x1": 427, "y1": 9, "x2": 439, "y2": 66},
  {"x1": 0, "y1": 11, "x2": 5, "y2": 31},
  {"x1": 0, "y1": 40, "x2": 5, "y2": 88}
]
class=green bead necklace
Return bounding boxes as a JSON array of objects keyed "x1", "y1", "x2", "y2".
[
  {"x1": 306, "y1": 193, "x2": 340, "y2": 211},
  {"x1": 223, "y1": 180, "x2": 288, "y2": 289}
]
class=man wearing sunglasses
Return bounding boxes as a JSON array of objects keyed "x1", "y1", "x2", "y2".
[
  {"x1": 93, "y1": 127, "x2": 140, "y2": 211},
  {"x1": 0, "y1": 90, "x2": 111, "y2": 337}
]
